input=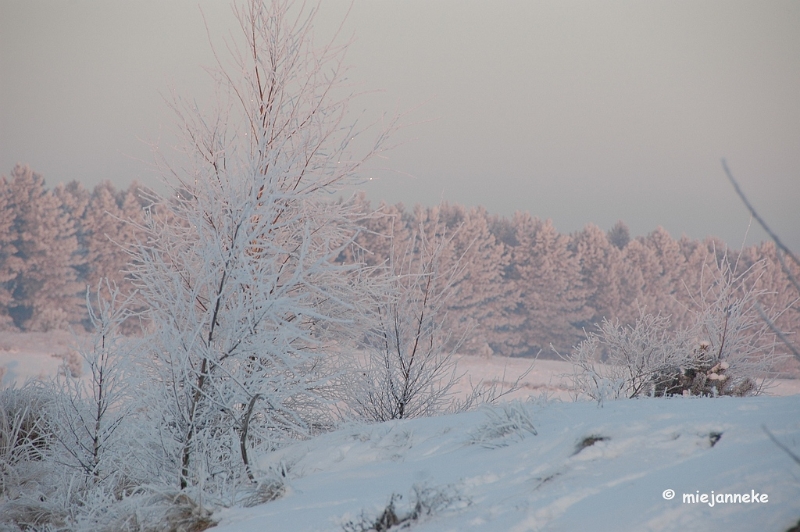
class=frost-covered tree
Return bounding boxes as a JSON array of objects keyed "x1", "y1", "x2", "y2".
[
  {"x1": 607, "y1": 220, "x2": 630, "y2": 250},
  {"x1": 570, "y1": 223, "x2": 623, "y2": 327},
  {"x1": 0, "y1": 175, "x2": 20, "y2": 330},
  {"x1": 2, "y1": 164, "x2": 82, "y2": 331},
  {"x1": 345, "y1": 213, "x2": 468, "y2": 421},
  {"x1": 81, "y1": 181, "x2": 148, "y2": 294},
  {"x1": 50, "y1": 281, "x2": 137, "y2": 485},
  {"x1": 642, "y1": 226, "x2": 687, "y2": 324},
  {"x1": 129, "y1": 0, "x2": 392, "y2": 493},
  {"x1": 506, "y1": 214, "x2": 589, "y2": 356},
  {"x1": 616, "y1": 237, "x2": 663, "y2": 325},
  {"x1": 431, "y1": 203, "x2": 511, "y2": 357},
  {"x1": 54, "y1": 180, "x2": 91, "y2": 287}
]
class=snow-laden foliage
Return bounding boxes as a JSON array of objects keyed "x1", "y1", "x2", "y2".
[
  {"x1": 568, "y1": 258, "x2": 786, "y2": 402},
  {"x1": 467, "y1": 400, "x2": 537, "y2": 448},
  {"x1": 125, "y1": 0, "x2": 392, "y2": 499},
  {"x1": 49, "y1": 282, "x2": 137, "y2": 484},
  {"x1": 1, "y1": 0, "x2": 395, "y2": 528}
]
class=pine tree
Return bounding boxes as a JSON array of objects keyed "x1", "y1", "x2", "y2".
[
  {"x1": 433, "y1": 203, "x2": 510, "y2": 356},
  {"x1": 607, "y1": 220, "x2": 630, "y2": 250},
  {"x1": 0, "y1": 175, "x2": 21, "y2": 330},
  {"x1": 571, "y1": 223, "x2": 623, "y2": 327},
  {"x1": 643, "y1": 227, "x2": 687, "y2": 323},
  {"x1": 54, "y1": 180, "x2": 91, "y2": 323},
  {"x1": 83, "y1": 181, "x2": 128, "y2": 290},
  {"x1": 507, "y1": 214, "x2": 590, "y2": 356},
  {"x1": 3, "y1": 165, "x2": 81, "y2": 331}
]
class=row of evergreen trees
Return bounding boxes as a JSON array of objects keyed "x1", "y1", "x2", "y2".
[
  {"x1": 0, "y1": 164, "x2": 149, "y2": 332},
  {"x1": 1, "y1": 164, "x2": 796, "y2": 356},
  {"x1": 346, "y1": 197, "x2": 798, "y2": 357}
]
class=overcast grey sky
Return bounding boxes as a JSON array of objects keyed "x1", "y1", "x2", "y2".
[{"x1": 1, "y1": 0, "x2": 799, "y2": 250}]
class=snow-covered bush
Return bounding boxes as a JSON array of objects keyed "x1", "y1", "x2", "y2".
[
  {"x1": 568, "y1": 258, "x2": 786, "y2": 401},
  {"x1": 0, "y1": 382, "x2": 54, "y2": 500},
  {"x1": 467, "y1": 400, "x2": 537, "y2": 448},
  {"x1": 568, "y1": 311, "x2": 688, "y2": 401},
  {"x1": 678, "y1": 259, "x2": 786, "y2": 396},
  {"x1": 341, "y1": 483, "x2": 467, "y2": 532}
]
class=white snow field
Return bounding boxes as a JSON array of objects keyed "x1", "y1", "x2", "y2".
[
  {"x1": 3, "y1": 332, "x2": 799, "y2": 397},
  {"x1": 0, "y1": 331, "x2": 81, "y2": 385},
  {"x1": 213, "y1": 395, "x2": 800, "y2": 532},
  {"x1": 2, "y1": 332, "x2": 799, "y2": 531}
]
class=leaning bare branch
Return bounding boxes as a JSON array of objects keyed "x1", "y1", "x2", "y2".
[
  {"x1": 756, "y1": 303, "x2": 800, "y2": 362},
  {"x1": 762, "y1": 425, "x2": 800, "y2": 467},
  {"x1": 721, "y1": 159, "x2": 800, "y2": 269}
]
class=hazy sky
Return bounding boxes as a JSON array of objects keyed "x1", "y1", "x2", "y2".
[{"x1": 2, "y1": 1, "x2": 799, "y2": 250}]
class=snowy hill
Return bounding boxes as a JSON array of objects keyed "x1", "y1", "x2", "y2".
[
  {"x1": 212, "y1": 395, "x2": 800, "y2": 532},
  {"x1": 2, "y1": 332, "x2": 799, "y2": 531}
]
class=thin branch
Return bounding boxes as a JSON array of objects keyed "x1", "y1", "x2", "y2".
[
  {"x1": 722, "y1": 159, "x2": 800, "y2": 268},
  {"x1": 762, "y1": 424, "x2": 800, "y2": 467},
  {"x1": 756, "y1": 303, "x2": 800, "y2": 362}
]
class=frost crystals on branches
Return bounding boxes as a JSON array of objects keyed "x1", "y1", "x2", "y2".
[{"x1": 130, "y1": 0, "x2": 393, "y2": 493}]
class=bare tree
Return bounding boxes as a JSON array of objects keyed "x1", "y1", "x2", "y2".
[
  {"x1": 345, "y1": 213, "x2": 469, "y2": 421},
  {"x1": 49, "y1": 281, "x2": 138, "y2": 494}
]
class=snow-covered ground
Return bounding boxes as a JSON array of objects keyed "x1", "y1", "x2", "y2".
[
  {"x1": 0, "y1": 331, "x2": 82, "y2": 386},
  {"x1": 2, "y1": 332, "x2": 800, "y2": 531},
  {"x1": 453, "y1": 353, "x2": 800, "y2": 401},
  {"x1": 3, "y1": 332, "x2": 799, "y2": 397},
  {"x1": 214, "y1": 395, "x2": 800, "y2": 532}
]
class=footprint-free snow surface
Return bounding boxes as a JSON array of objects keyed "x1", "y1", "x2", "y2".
[{"x1": 212, "y1": 396, "x2": 800, "y2": 532}]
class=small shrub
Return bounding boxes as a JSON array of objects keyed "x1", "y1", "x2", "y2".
[
  {"x1": 240, "y1": 462, "x2": 292, "y2": 508},
  {"x1": 567, "y1": 311, "x2": 687, "y2": 401},
  {"x1": 0, "y1": 383, "x2": 54, "y2": 499},
  {"x1": 574, "y1": 435, "x2": 609, "y2": 455},
  {"x1": 569, "y1": 259, "x2": 786, "y2": 402},
  {"x1": 341, "y1": 484, "x2": 467, "y2": 532},
  {"x1": 467, "y1": 401, "x2": 537, "y2": 448},
  {"x1": 653, "y1": 344, "x2": 756, "y2": 398}
]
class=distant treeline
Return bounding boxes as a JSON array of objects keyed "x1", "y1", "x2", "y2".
[{"x1": 1, "y1": 164, "x2": 797, "y2": 357}]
